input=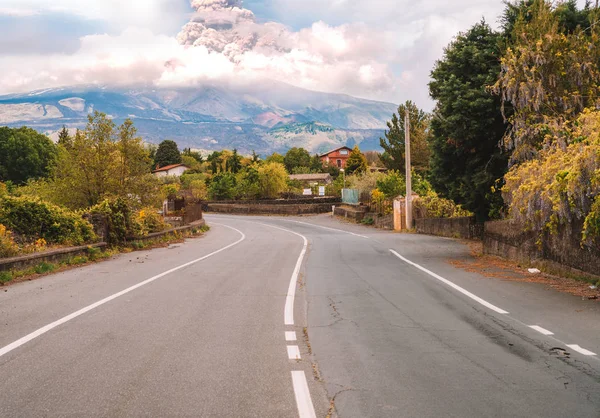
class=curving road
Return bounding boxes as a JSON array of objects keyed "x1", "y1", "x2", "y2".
[{"x1": 1, "y1": 214, "x2": 599, "y2": 417}]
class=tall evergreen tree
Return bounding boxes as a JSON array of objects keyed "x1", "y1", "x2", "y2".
[
  {"x1": 345, "y1": 146, "x2": 368, "y2": 175},
  {"x1": 429, "y1": 21, "x2": 509, "y2": 221},
  {"x1": 154, "y1": 140, "x2": 182, "y2": 169},
  {"x1": 57, "y1": 126, "x2": 72, "y2": 149},
  {"x1": 227, "y1": 149, "x2": 242, "y2": 173},
  {"x1": 380, "y1": 101, "x2": 430, "y2": 174}
]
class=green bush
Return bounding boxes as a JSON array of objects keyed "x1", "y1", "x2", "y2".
[
  {"x1": 0, "y1": 196, "x2": 96, "y2": 245},
  {"x1": 376, "y1": 171, "x2": 405, "y2": 199},
  {"x1": 88, "y1": 198, "x2": 140, "y2": 246},
  {"x1": 414, "y1": 194, "x2": 472, "y2": 219},
  {"x1": 209, "y1": 173, "x2": 237, "y2": 200}
]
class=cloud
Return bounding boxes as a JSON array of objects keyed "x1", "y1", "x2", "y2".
[
  {"x1": 0, "y1": 0, "x2": 191, "y2": 33},
  {"x1": 0, "y1": 0, "x2": 552, "y2": 110},
  {"x1": 0, "y1": 7, "x2": 40, "y2": 17}
]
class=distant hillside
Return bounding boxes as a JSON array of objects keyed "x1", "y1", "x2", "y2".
[{"x1": 0, "y1": 82, "x2": 396, "y2": 154}]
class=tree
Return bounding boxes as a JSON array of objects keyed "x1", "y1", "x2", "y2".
[
  {"x1": 364, "y1": 151, "x2": 383, "y2": 167},
  {"x1": 266, "y1": 153, "x2": 285, "y2": 165},
  {"x1": 235, "y1": 166, "x2": 261, "y2": 200},
  {"x1": 493, "y1": 0, "x2": 600, "y2": 164},
  {"x1": 429, "y1": 21, "x2": 509, "y2": 221},
  {"x1": 258, "y1": 162, "x2": 288, "y2": 199},
  {"x1": 227, "y1": 149, "x2": 242, "y2": 174},
  {"x1": 154, "y1": 140, "x2": 182, "y2": 169},
  {"x1": 251, "y1": 150, "x2": 260, "y2": 163},
  {"x1": 182, "y1": 148, "x2": 203, "y2": 163},
  {"x1": 0, "y1": 127, "x2": 57, "y2": 185},
  {"x1": 116, "y1": 119, "x2": 157, "y2": 207},
  {"x1": 284, "y1": 147, "x2": 311, "y2": 173},
  {"x1": 207, "y1": 151, "x2": 223, "y2": 174},
  {"x1": 208, "y1": 172, "x2": 237, "y2": 200},
  {"x1": 50, "y1": 112, "x2": 159, "y2": 209},
  {"x1": 380, "y1": 101, "x2": 430, "y2": 174},
  {"x1": 57, "y1": 126, "x2": 72, "y2": 148},
  {"x1": 345, "y1": 146, "x2": 369, "y2": 175}
]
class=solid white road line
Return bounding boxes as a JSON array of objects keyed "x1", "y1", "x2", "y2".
[
  {"x1": 529, "y1": 325, "x2": 554, "y2": 336},
  {"x1": 287, "y1": 345, "x2": 301, "y2": 360},
  {"x1": 0, "y1": 223, "x2": 246, "y2": 359},
  {"x1": 567, "y1": 344, "x2": 597, "y2": 356},
  {"x1": 291, "y1": 371, "x2": 317, "y2": 418},
  {"x1": 286, "y1": 331, "x2": 297, "y2": 341},
  {"x1": 290, "y1": 220, "x2": 370, "y2": 239},
  {"x1": 390, "y1": 249, "x2": 510, "y2": 315},
  {"x1": 256, "y1": 223, "x2": 308, "y2": 326}
]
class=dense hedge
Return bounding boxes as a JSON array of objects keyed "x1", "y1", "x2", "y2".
[{"x1": 0, "y1": 196, "x2": 96, "y2": 245}]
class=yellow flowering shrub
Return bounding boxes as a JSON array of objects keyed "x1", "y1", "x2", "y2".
[
  {"x1": 503, "y1": 109, "x2": 600, "y2": 246},
  {"x1": 0, "y1": 224, "x2": 19, "y2": 258},
  {"x1": 135, "y1": 208, "x2": 169, "y2": 236}
]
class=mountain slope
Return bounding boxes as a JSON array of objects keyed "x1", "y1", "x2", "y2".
[{"x1": 0, "y1": 82, "x2": 396, "y2": 154}]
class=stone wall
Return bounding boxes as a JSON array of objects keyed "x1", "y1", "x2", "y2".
[
  {"x1": 333, "y1": 204, "x2": 368, "y2": 222},
  {"x1": 484, "y1": 219, "x2": 600, "y2": 279},
  {"x1": 366, "y1": 213, "x2": 394, "y2": 230},
  {"x1": 203, "y1": 197, "x2": 340, "y2": 207},
  {"x1": 415, "y1": 217, "x2": 482, "y2": 240},
  {"x1": 205, "y1": 200, "x2": 339, "y2": 215},
  {"x1": 0, "y1": 220, "x2": 206, "y2": 273},
  {"x1": 0, "y1": 243, "x2": 108, "y2": 273}
]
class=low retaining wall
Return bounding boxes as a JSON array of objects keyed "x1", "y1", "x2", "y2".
[
  {"x1": 484, "y1": 220, "x2": 600, "y2": 279},
  {"x1": 206, "y1": 202, "x2": 338, "y2": 215},
  {"x1": 0, "y1": 242, "x2": 108, "y2": 273},
  {"x1": 128, "y1": 219, "x2": 206, "y2": 243},
  {"x1": 415, "y1": 217, "x2": 482, "y2": 240},
  {"x1": 334, "y1": 204, "x2": 368, "y2": 222},
  {"x1": 0, "y1": 219, "x2": 206, "y2": 273},
  {"x1": 203, "y1": 197, "x2": 340, "y2": 207},
  {"x1": 365, "y1": 213, "x2": 394, "y2": 230}
]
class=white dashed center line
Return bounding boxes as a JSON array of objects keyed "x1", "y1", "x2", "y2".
[
  {"x1": 291, "y1": 371, "x2": 317, "y2": 418},
  {"x1": 567, "y1": 345, "x2": 597, "y2": 356},
  {"x1": 529, "y1": 325, "x2": 554, "y2": 336},
  {"x1": 286, "y1": 331, "x2": 297, "y2": 341},
  {"x1": 287, "y1": 345, "x2": 301, "y2": 360}
]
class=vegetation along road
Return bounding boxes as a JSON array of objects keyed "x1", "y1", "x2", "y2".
[{"x1": 1, "y1": 214, "x2": 599, "y2": 417}]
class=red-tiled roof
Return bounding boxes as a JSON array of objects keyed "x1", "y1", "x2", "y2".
[
  {"x1": 152, "y1": 164, "x2": 189, "y2": 173},
  {"x1": 319, "y1": 146, "x2": 353, "y2": 158}
]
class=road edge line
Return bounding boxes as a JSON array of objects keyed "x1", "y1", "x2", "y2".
[
  {"x1": 0, "y1": 223, "x2": 246, "y2": 359},
  {"x1": 256, "y1": 223, "x2": 308, "y2": 326},
  {"x1": 389, "y1": 249, "x2": 509, "y2": 315}
]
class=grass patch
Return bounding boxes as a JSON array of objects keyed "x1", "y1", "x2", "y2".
[
  {"x1": 0, "y1": 270, "x2": 13, "y2": 284},
  {"x1": 66, "y1": 255, "x2": 89, "y2": 266},
  {"x1": 34, "y1": 262, "x2": 56, "y2": 275},
  {"x1": 361, "y1": 217, "x2": 375, "y2": 226}
]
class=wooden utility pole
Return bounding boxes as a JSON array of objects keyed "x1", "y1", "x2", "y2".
[{"x1": 405, "y1": 109, "x2": 413, "y2": 230}]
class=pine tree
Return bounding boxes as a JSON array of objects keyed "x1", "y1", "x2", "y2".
[
  {"x1": 429, "y1": 21, "x2": 508, "y2": 221},
  {"x1": 57, "y1": 126, "x2": 72, "y2": 149},
  {"x1": 154, "y1": 140, "x2": 182, "y2": 169},
  {"x1": 345, "y1": 146, "x2": 368, "y2": 175},
  {"x1": 380, "y1": 101, "x2": 430, "y2": 174}
]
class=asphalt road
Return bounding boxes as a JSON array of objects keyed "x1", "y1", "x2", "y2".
[{"x1": 1, "y1": 214, "x2": 599, "y2": 417}]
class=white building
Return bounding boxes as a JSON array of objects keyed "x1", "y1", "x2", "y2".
[{"x1": 152, "y1": 164, "x2": 190, "y2": 178}]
